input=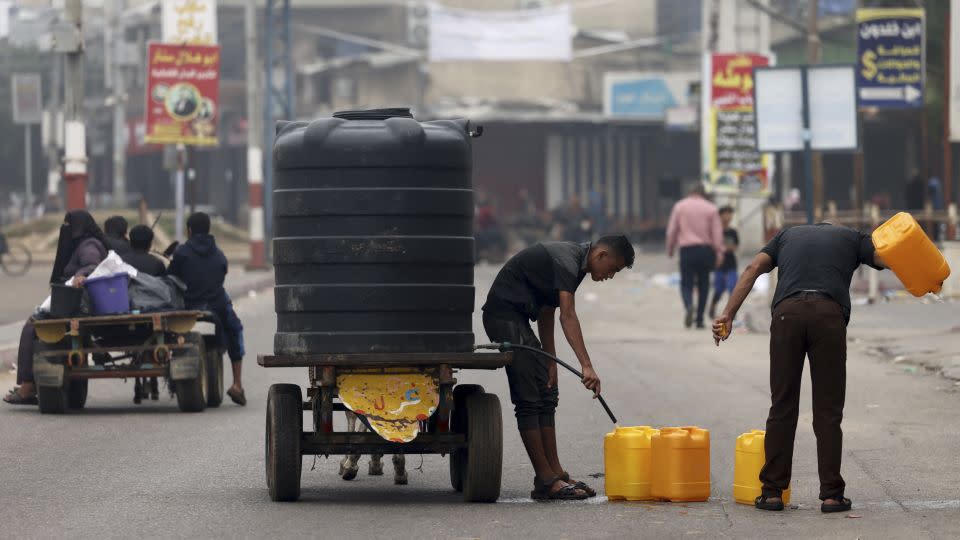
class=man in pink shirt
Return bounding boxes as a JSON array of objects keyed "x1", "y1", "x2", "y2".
[{"x1": 666, "y1": 184, "x2": 725, "y2": 329}]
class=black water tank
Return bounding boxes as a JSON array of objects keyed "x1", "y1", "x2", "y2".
[{"x1": 272, "y1": 109, "x2": 476, "y2": 355}]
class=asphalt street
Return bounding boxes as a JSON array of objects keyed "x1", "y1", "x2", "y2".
[{"x1": 1, "y1": 258, "x2": 958, "y2": 539}]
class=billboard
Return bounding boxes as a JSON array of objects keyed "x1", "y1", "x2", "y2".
[
  {"x1": 702, "y1": 53, "x2": 772, "y2": 194},
  {"x1": 603, "y1": 72, "x2": 697, "y2": 119},
  {"x1": 856, "y1": 8, "x2": 924, "y2": 109},
  {"x1": 144, "y1": 43, "x2": 220, "y2": 146},
  {"x1": 162, "y1": 0, "x2": 217, "y2": 45}
]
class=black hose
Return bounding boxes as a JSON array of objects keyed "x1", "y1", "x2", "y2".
[{"x1": 475, "y1": 343, "x2": 618, "y2": 425}]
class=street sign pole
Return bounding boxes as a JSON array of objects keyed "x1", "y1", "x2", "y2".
[
  {"x1": 800, "y1": 67, "x2": 814, "y2": 225},
  {"x1": 24, "y1": 124, "x2": 32, "y2": 218}
]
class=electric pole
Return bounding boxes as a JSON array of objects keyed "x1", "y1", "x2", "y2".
[
  {"x1": 108, "y1": 0, "x2": 127, "y2": 209},
  {"x1": 246, "y1": 0, "x2": 266, "y2": 269},
  {"x1": 63, "y1": 0, "x2": 86, "y2": 211},
  {"x1": 807, "y1": 0, "x2": 824, "y2": 222}
]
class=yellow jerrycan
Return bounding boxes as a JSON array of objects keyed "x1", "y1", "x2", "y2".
[
  {"x1": 733, "y1": 430, "x2": 790, "y2": 505},
  {"x1": 651, "y1": 426, "x2": 711, "y2": 502},
  {"x1": 872, "y1": 212, "x2": 951, "y2": 297},
  {"x1": 604, "y1": 426, "x2": 659, "y2": 501}
]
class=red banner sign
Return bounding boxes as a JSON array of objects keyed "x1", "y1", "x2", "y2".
[
  {"x1": 710, "y1": 53, "x2": 770, "y2": 110},
  {"x1": 144, "y1": 43, "x2": 220, "y2": 146}
]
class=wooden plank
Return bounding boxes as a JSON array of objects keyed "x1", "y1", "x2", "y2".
[
  {"x1": 258, "y1": 351, "x2": 512, "y2": 369},
  {"x1": 37, "y1": 310, "x2": 209, "y2": 327}
]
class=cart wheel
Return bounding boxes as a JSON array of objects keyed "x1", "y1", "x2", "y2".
[
  {"x1": 67, "y1": 379, "x2": 88, "y2": 409},
  {"x1": 38, "y1": 383, "x2": 68, "y2": 414},
  {"x1": 449, "y1": 384, "x2": 484, "y2": 492},
  {"x1": 266, "y1": 384, "x2": 302, "y2": 502},
  {"x1": 174, "y1": 335, "x2": 208, "y2": 413},
  {"x1": 203, "y1": 336, "x2": 224, "y2": 408},
  {"x1": 462, "y1": 392, "x2": 503, "y2": 503}
]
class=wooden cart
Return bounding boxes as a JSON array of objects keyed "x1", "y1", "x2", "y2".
[
  {"x1": 32, "y1": 310, "x2": 225, "y2": 414},
  {"x1": 258, "y1": 351, "x2": 512, "y2": 503}
]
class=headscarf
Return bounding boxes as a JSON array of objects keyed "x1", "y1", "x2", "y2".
[{"x1": 50, "y1": 210, "x2": 108, "y2": 284}]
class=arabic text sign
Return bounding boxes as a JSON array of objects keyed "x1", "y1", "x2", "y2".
[
  {"x1": 429, "y1": 3, "x2": 572, "y2": 61},
  {"x1": 711, "y1": 53, "x2": 770, "y2": 110},
  {"x1": 144, "y1": 43, "x2": 220, "y2": 146},
  {"x1": 856, "y1": 8, "x2": 924, "y2": 109},
  {"x1": 11, "y1": 73, "x2": 42, "y2": 125},
  {"x1": 162, "y1": 0, "x2": 217, "y2": 45},
  {"x1": 603, "y1": 72, "x2": 696, "y2": 119}
]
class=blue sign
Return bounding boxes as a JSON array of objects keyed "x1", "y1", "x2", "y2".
[
  {"x1": 608, "y1": 78, "x2": 677, "y2": 118},
  {"x1": 856, "y1": 8, "x2": 925, "y2": 109}
]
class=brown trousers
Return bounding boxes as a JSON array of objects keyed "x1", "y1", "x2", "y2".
[{"x1": 760, "y1": 293, "x2": 847, "y2": 501}]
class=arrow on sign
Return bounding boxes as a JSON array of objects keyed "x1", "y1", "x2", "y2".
[{"x1": 859, "y1": 85, "x2": 922, "y2": 103}]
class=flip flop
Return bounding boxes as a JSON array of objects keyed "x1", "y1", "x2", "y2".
[
  {"x1": 560, "y1": 471, "x2": 597, "y2": 497},
  {"x1": 3, "y1": 388, "x2": 38, "y2": 406},
  {"x1": 531, "y1": 476, "x2": 588, "y2": 501},
  {"x1": 227, "y1": 387, "x2": 247, "y2": 406},
  {"x1": 755, "y1": 494, "x2": 785, "y2": 511},
  {"x1": 821, "y1": 497, "x2": 852, "y2": 513}
]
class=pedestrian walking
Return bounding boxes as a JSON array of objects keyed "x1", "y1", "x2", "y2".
[
  {"x1": 709, "y1": 206, "x2": 739, "y2": 320},
  {"x1": 712, "y1": 222, "x2": 886, "y2": 513},
  {"x1": 666, "y1": 184, "x2": 725, "y2": 329}
]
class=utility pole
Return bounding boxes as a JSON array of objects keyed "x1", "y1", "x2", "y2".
[
  {"x1": 46, "y1": 54, "x2": 62, "y2": 207},
  {"x1": 245, "y1": 0, "x2": 266, "y2": 269},
  {"x1": 945, "y1": 6, "x2": 955, "y2": 239},
  {"x1": 806, "y1": 0, "x2": 823, "y2": 223},
  {"x1": 63, "y1": 0, "x2": 86, "y2": 211},
  {"x1": 108, "y1": 0, "x2": 127, "y2": 209}
]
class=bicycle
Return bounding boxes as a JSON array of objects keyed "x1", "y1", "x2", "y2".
[{"x1": 0, "y1": 233, "x2": 32, "y2": 276}]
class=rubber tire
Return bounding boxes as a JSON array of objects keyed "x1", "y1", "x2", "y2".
[
  {"x1": 174, "y1": 335, "x2": 208, "y2": 413},
  {"x1": 462, "y1": 392, "x2": 503, "y2": 503},
  {"x1": 38, "y1": 384, "x2": 67, "y2": 414},
  {"x1": 449, "y1": 384, "x2": 484, "y2": 492},
  {"x1": 67, "y1": 379, "x2": 88, "y2": 409},
  {"x1": 203, "y1": 336, "x2": 224, "y2": 408},
  {"x1": 266, "y1": 384, "x2": 302, "y2": 502}
]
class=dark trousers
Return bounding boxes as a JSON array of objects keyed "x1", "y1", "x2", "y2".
[
  {"x1": 760, "y1": 294, "x2": 847, "y2": 501},
  {"x1": 482, "y1": 312, "x2": 558, "y2": 431},
  {"x1": 679, "y1": 245, "x2": 714, "y2": 323},
  {"x1": 15, "y1": 319, "x2": 35, "y2": 385}
]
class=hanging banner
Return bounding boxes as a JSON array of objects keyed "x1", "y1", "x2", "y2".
[
  {"x1": 144, "y1": 43, "x2": 220, "y2": 146},
  {"x1": 702, "y1": 53, "x2": 772, "y2": 194},
  {"x1": 162, "y1": 0, "x2": 217, "y2": 45},
  {"x1": 951, "y1": 0, "x2": 960, "y2": 142},
  {"x1": 855, "y1": 8, "x2": 924, "y2": 109},
  {"x1": 428, "y1": 3, "x2": 572, "y2": 61}
]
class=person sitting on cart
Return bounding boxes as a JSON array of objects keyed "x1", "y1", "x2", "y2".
[
  {"x1": 125, "y1": 225, "x2": 166, "y2": 277},
  {"x1": 482, "y1": 235, "x2": 634, "y2": 500},
  {"x1": 167, "y1": 212, "x2": 246, "y2": 406},
  {"x1": 4, "y1": 210, "x2": 108, "y2": 405},
  {"x1": 103, "y1": 215, "x2": 132, "y2": 258}
]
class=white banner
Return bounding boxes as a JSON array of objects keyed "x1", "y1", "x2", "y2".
[
  {"x1": 951, "y1": 0, "x2": 960, "y2": 141},
  {"x1": 428, "y1": 3, "x2": 572, "y2": 62},
  {"x1": 162, "y1": 0, "x2": 217, "y2": 45}
]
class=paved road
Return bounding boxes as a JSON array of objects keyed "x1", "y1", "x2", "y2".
[{"x1": 1, "y1": 260, "x2": 958, "y2": 539}]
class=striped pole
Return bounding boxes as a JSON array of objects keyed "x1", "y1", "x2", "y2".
[{"x1": 247, "y1": 145, "x2": 267, "y2": 269}]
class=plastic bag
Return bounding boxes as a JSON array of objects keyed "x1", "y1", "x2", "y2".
[
  {"x1": 37, "y1": 251, "x2": 138, "y2": 313},
  {"x1": 129, "y1": 273, "x2": 186, "y2": 312}
]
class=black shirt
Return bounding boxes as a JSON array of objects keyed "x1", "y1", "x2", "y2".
[
  {"x1": 721, "y1": 228, "x2": 739, "y2": 271},
  {"x1": 762, "y1": 224, "x2": 881, "y2": 322},
  {"x1": 483, "y1": 242, "x2": 590, "y2": 321},
  {"x1": 125, "y1": 249, "x2": 167, "y2": 277}
]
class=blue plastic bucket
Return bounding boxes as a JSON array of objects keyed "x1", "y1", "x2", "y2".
[{"x1": 85, "y1": 273, "x2": 131, "y2": 315}]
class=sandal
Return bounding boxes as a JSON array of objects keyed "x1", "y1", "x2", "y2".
[
  {"x1": 227, "y1": 387, "x2": 247, "y2": 406},
  {"x1": 755, "y1": 494, "x2": 785, "y2": 511},
  {"x1": 821, "y1": 497, "x2": 852, "y2": 513},
  {"x1": 560, "y1": 471, "x2": 597, "y2": 497},
  {"x1": 3, "y1": 388, "x2": 38, "y2": 406},
  {"x1": 531, "y1": 476, "x2": 588, "y2": 501}
]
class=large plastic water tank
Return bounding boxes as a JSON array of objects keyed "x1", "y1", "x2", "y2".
[{"x1": 272, "y1": 109, "x2": 477, "y2": 355}]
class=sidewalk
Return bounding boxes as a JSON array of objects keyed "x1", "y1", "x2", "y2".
[{"x1": 0, "y1": 268, "x2": 274, "y2": 372}]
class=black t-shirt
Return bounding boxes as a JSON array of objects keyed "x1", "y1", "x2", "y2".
[
  {"x1": 721, "y1": 228, "x2": 739, "y2": 271},
  {"x1": 125, "y1": 250, "x2": 167, "y2": 277},
  {"x1": 762, "y1": 224, "x2": 881, "y2": 322},
  {"x1": 483, "y1": 242, "x2": 589, "y2": 321}
]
